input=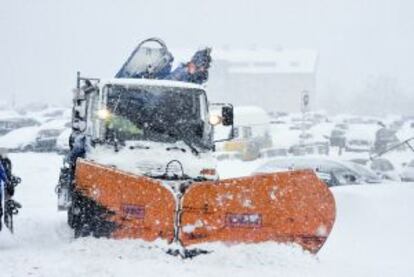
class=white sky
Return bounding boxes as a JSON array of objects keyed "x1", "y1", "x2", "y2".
[{"x1": 1, "y1": 0, "x2": 413, "y2": 113}]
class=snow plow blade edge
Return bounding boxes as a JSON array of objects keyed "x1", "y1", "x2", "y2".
[
  {"x1": 180, "y1": 170, "x2": 336, "y2": 253},
  {"x1": 75, "y1": 159, "x2": 176, "y2": 242}
]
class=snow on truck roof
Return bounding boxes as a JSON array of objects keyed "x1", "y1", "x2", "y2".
[{"x1": 101, "y1": 78, "x2": 205, "y2": 91}]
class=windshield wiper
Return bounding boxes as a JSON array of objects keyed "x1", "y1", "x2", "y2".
[
  {"x1": 145, "y1": 123, "x2": 201, "y2": 156},
  {"x1": 174, "y1": 125, "x2": 200, "y2": 156},
  {"x1": 128, "y1": 144, "x2": 150, "y2": 150},
  {"x1": 182, "y1": 139, "x2": 199, "y2": 156},
  {"x1": 166, "y1": 146, "x2": 186, "y2": 153}
]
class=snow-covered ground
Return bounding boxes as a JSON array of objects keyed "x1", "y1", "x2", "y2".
[{"x1": 1, "y1": 153, "x2": 414, "y2": 276}]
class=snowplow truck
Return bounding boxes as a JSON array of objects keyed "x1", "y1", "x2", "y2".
[{"x1": 56, "y1": 39, "x2": 335, "y2": 255}]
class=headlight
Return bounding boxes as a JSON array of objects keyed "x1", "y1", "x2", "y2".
[
  {"x1": 97, "y1": 109, "x2": 111, "y2": 120},
  {"x1": 209, "y1": 114, "x2": 222, "y2": 126}
]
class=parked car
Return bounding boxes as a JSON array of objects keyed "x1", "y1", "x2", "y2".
[
  {"x1": 259, "y1": 147, "x2": 289, "y2": 158},
  {"x1": 0, "y1": 117, "x2": 40, "y2": 135},
  {"x1": 34, "y1": 129, "x2": 64, "y2": 152},
  {"x1": 401, "y1": 160, "x2": 414, "y2": 182},
  {"x1": 374, "y1": 127, "x2": 400, "y2": 154},
  {"x1": 368, "y1": 158, "x2": 401, "y2": 181},
  {"x1": 0, "y1": 126, "x2": 40, "y2": 151},
  {"x1": 0, "y1": 119, "x2": 69, "y2": 152},
  {"x1": 252, "y1": 157, "x2": 381, "y2": 187},
  {"x1": 32, "y1": 119, "x2": 69, "y2": 151},
  {"x1": 344, "y1": 124, "x2": 379, "y2": 152},
  {"x1": 222, "y1": 106, "x2": 272, "y2": 161}
]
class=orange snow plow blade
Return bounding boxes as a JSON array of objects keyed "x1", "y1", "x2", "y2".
[
  {"x1": 75, "y1": 159, "x2": 176, "y2": 242},
  {"x1": 180, "y1": 170, "x2": 336, "y2": 253}
]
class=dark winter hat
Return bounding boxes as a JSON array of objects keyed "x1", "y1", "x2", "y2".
[{"x1": 191, "y1": 48, "x2": 212, "y2": 68}]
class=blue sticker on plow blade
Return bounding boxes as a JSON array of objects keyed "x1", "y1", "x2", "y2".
[
  {"x1": 122, "y1": 204, "x2": 145, "y2": 219},
  {"x1": 225, "y1": 213, "x2": 262, "y2": 228}
]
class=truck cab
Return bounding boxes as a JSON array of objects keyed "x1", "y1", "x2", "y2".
[{"x1": 71, "y1": 77, "x2": 232, "y2": 181}]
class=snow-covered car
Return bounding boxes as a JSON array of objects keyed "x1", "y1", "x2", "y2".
[
  {"x1": 259, "y1": 147, "x2": 288, "y2": 158},
  {"x1": 252, "y1": 157, "x2": 381, "y2": 187},
  {"x1": 34, "y1": 129, "x2": 64, "y2": 152},
  {"x1": 0, "y1": 119, "x2": 69, "y2": 152},
  {"x1": 344, "y1": 124, "x2": 379, "y2": 152},
  {"x1": 0, "y1": 126, "x2": 40, "y2": 151},
  {"x1": 368, "y1": 158, "x2": 401, "y2": 181},
  {"x1": 374, "y1": 127, "x2": 400, "y2": 154},
  {"x1": 222, "y1": 106, "x2": 272, "y2": 161},
  {"x1": 31, "y1": 119, "x2": 70, "y2": 152},
  {"x1": 0, "y1": 117, "x2": 40, "y2": 136},
  {"x1": 401, "y1": 160, "x2": 414, "y2": 182}
]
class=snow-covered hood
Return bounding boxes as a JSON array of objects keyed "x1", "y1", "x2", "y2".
[
  {"x1": 87, "y1": 140, "x2": 217, "y2": 180},
  {"x1": 401, "y1": 166, "x2": 414, "y2": 180}
]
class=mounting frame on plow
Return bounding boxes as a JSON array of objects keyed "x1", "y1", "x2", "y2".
[{"x1": 73, "y1": 159, "x2": 336, "y2": 258}]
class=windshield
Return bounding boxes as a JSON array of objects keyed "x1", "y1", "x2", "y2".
[
  {"x1": 104, "y1": 84, "x2": 211, "y2": 149},
  {"x1": 342, "y1": 161, "x2": 379, "y2": 181}
]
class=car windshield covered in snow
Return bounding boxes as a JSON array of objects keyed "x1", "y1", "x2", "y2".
[{"x1": 104, "y1": 84, "x2": 211, "y2": 149}]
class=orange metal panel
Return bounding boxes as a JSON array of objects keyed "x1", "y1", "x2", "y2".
[
  {"x1": 179, "y1": 170, "x2": 336, "y2": 253},
  {"x1": 75, "y1": 159, "x2": 176, "y2": 242}
]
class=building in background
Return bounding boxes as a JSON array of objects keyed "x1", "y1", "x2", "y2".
[{"x1": 176, "y1": 47, "x2": 318, "y2": 113}]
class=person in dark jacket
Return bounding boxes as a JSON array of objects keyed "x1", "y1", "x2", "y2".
[
  {"x1": 0, "y1": 150, "x2": 10, "y2": 231},
  {"x1": 166, "y1": 48, "x2": 212, "y2": 84},
  {"x1": 116, "y1": 38, "x2": 212, "y2": 85},
  {"x1": 0, "y1": 149, "x2": 10, "y2": 195}
]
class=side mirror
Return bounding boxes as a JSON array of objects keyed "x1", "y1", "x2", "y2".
[
  {"x1": 222, "y1": 106, "x2": 234, "y2": 126},
  {"x1": 209, "y1": 103, "x2": 234, "y2": 142}
]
